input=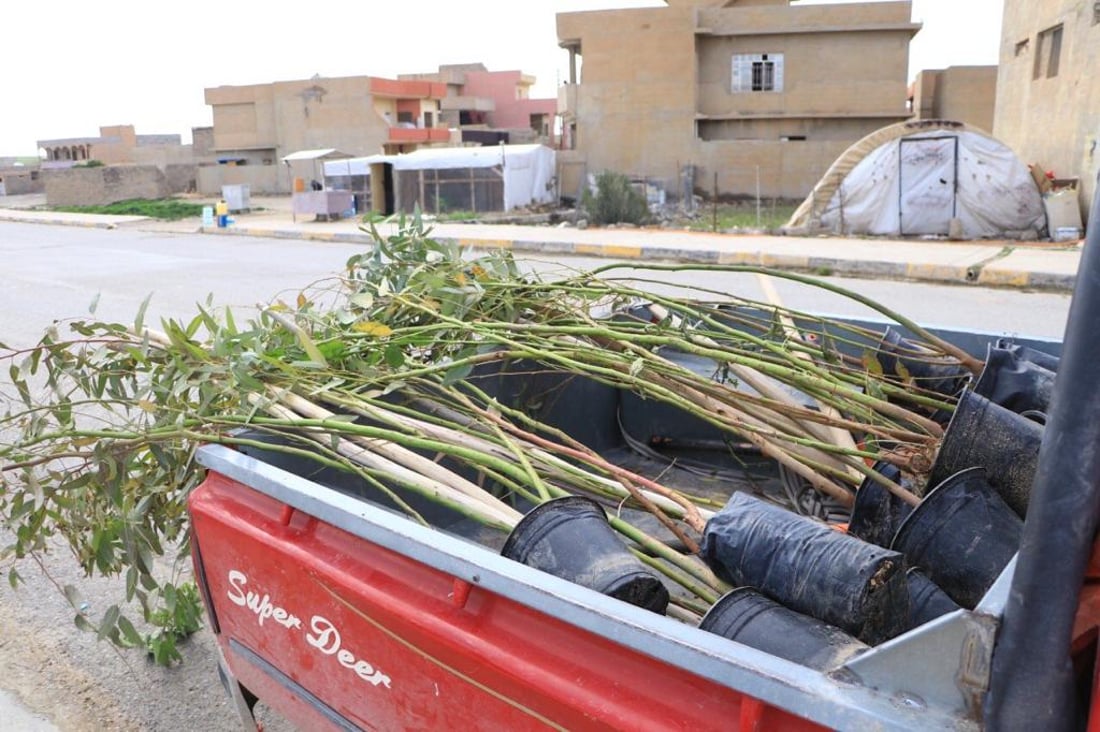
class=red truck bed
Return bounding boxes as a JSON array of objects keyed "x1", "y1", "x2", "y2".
[{"x1": 190, "y1": 444, "x2": 976, "y2": 731}]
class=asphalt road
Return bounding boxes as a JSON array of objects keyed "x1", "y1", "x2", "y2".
[{"x1": 0, "y1": 222, "x2": 1073, "y2": 730}]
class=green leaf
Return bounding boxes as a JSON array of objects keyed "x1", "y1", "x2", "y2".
[
  {"x1": 860, "y1": 349, "x2": 885, "y2": 377},
  {"x1": 162, "y1": 583, "x2": 178, "y2": 614},
  {"x1": 97, "y1": 604, "x2": 121, "y2": 641},
  {"x1": 383, "y1": 343, "x2": 405, "y2": 368},
  {"x1": 125, "y1": 566, "x2": 139, "y2": 599},
  {"x1": 441, "y1": 362, "x2": 474, "y2": 386},
  {"x1": 317, "y1": 340, "x2": 348, "y2": 361},
  {"x1": 134, "y1": 292, "x2": 153, "y2": 335},
  {"x1": 116, "y1": 615, "x2": 143, "y2": 647},
  {"x1": 381, "y1": 380, "x2": 407, "y2": 396},
  {"x1": 222, "y1": 303, "x2": 237, "y2": 334},
  {"x1": 63, "y1": 584, "x2": 83, "y2": 608},
  {"x1": 894, "y1": 360, "x2": 912, "y2": 383},
  {"x1": 349, "y1": 293, "x2": 375, "y2": 310},
  {"x1": 7, "y1": 568, "x2": 21, "y2": 589}
]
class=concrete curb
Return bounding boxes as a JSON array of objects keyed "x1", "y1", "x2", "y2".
[
  {"x1": 199, "y1": 223, "x2": 1072, "y2": 291},
  {"x1": 1, "y1": 212, "x2": 1076, "y2": 293},
  {"x1": 977, "y1": 268, "x2": 1077, "y2": 291},
  {"x1": 0, "y1": 214, "x2": 125, "y2": 230}
]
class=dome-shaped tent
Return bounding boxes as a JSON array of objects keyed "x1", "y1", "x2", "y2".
[{"x1": 784, "y1": 120, "x2": 1046, "y2": 239}]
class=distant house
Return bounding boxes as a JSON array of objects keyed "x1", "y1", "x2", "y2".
[
  {"x1": 201, "y1": 75, "x2": 454, "y2": 196},
  {"x1": 399, "y1": 64, "x2": 558, "y2": 146},
  {"x1": 909, "y1": 66, "x2": 998, "y2": 133},
  {"x1": 37, "y1": 124, "x2": 192, "y2": 169},
  {"x1": 995, "y1": 0, "x2": 1099, "y2": 225},
  {"x1": 555, "y1": 0, "x2": 920, "y2": 201},
  {"x1": 0, "y1": 163, "x2": 41, "y2": 196},
  {"x1": 35, "y1": 125, "x2": 197, "y2": 206}
]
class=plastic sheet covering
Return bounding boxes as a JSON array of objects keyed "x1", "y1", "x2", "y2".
[
  {"x1": 785, "y1": 121, "x2": 1046, "y2": 239},
  {"x1": 328, "y1": 145, "x2": 556, "y2": 212}
]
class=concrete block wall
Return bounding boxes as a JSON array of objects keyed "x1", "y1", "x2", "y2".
[
  {"x1": 197, "y1": 164, "x2": 282, "y2": 196},
  {"x1": 163, "y1": 164, "x2": 198, "y2": 194},
  {"x1": 0, "y1": 172, "x2": 43, "y2": 195},
  {"x1": 43, "y1": 165, "x2": 170, "y2": 206}
]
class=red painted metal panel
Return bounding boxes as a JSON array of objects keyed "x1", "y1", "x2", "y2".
[
  {"x1": 386, "y1": 127, "x2": 451, "y2": 144},
  {"x1": 189, "y1": 471, "x2": 827, "y2": 732}
]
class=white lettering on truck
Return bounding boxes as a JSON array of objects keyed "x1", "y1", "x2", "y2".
[{"x1": 225, "y1": 569, "x2": 391, "y2": 689}]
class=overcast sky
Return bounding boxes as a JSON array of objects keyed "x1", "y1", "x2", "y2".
[{"x1": 2, "y1": 0, "x2": 1002, "y2": 157}]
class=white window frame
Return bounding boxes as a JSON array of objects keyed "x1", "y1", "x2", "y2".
[{"x1": 732, "y1": 53, "x2": 784, "y2": 93}]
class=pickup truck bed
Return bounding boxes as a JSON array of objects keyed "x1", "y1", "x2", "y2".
[{"x1": 188, "y1": 315, "x2": 1093, "y2": 731}]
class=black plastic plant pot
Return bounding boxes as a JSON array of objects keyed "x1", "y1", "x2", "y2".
[
  {"x1": 891, "y1": 467, "x2": 1022, "y2": 609},
  {"x1": 700, "y1": 492, "x2": 910, "y2": 646},
  {"x1": 876, "y1": 327, "x2": 971, "y2": 399},
  {"x1": 699, "y1": 587, "x2": 869, "y2": 671},
  {"x1": 926, "y1": 388, "x2": 1043, "y2": 518},
  {"x1": 972, "y1": 344, "x2": 1056, "y2": 420},
  {"x1": 905, "y1": 568, "x2": 960, "y2": 631},
  {"x1": 994, "y1": 337, "x2": 1060, "y2": 373},
  {"x1": 846, "y1": 461, "x2": 914, "y2": 549},
  {"x1": 501, "y1": 496, "x2": 670, "y2": 614}
]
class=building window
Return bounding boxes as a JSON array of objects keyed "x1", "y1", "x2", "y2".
[
  {"x1": 1033, "y1": 24, "x2": 1063, "y2": 79},
  {"x1": 1094, "y1": 2, "x2": 1100, "y2": 25},
  {"x1": 732, "y1": 53, "x2": 784, "y2": 93},
  {"x1": 1015, "y1": 39, "x2": 1029, "y2": 56}
]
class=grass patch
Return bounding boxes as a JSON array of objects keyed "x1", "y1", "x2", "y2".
[
  {"x1": 51, "y1": 198, "x2": 207, "y2": 221},
  {"x1": 686, "y1": 202, "x2": 798, "y2": 232},
  {"x1": 435, "y1": 210, "x2": 480, "y2": 222}
]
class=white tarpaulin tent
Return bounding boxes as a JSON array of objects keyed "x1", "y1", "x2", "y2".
[
  {"x1": 322, "y1": 155, "x2": 385, "y2": 211},
  {"x1": 785, "y1": 121, "x2": 1046, "y2": 239},
  {"x1": 322, "y1": 156, "x2": 387, "y2": 178},
  {"x1": 388, "y1": 144, "x2": 557, "y2": 213}
]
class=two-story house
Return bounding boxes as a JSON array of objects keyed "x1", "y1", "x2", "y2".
[{"x1": 556, "y1": 0, "x2": 919, "y2": 201}]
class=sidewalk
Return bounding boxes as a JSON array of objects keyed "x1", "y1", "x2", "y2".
[{"x1": 0, "y1": 196, "x2": 1082, "y2": 292}]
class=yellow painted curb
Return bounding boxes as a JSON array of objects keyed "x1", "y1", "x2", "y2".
[
  {"x1": 977, "y1": 269, "x2": 1031, "y2": 287},
  {"x1": 575, "y1": 243, "x2": 642, "y2": 258},
  {"x1": 905, "y1": 263, "x2": 969, "y2": 282},
  {"x1": 760, "y1": 253, "x2": 810, "y2": 268},
  {"x1": 717, "y1": 251, "x2": 762, "y2": 265}
]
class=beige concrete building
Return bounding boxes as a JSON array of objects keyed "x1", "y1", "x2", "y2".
[
  {"x1": 994, "y1": 0, "x2": 1100, "y2": 224},
  {"x1": 909, "y1": 66, "x2": 997, "y2": 132},
  {"x1": 38, "y1": 125, "x2": 192, "y2": 168},
  {"x1": 34, "y1": 125, "x2": 198, "y2": 204},
  {"x1": 556, "y1": 0, "x2": 919, "y2": 201},
  {"x1": 201, "y1": 75, "x2": 453, "y2": 195}
]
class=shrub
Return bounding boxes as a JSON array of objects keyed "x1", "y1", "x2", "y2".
[
  {"x1": 581, "y1": 171, "x2": 651, "y2": 226},
  {"x1": 53, "y1": 198, "x2": 206, "y2": 221}
]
